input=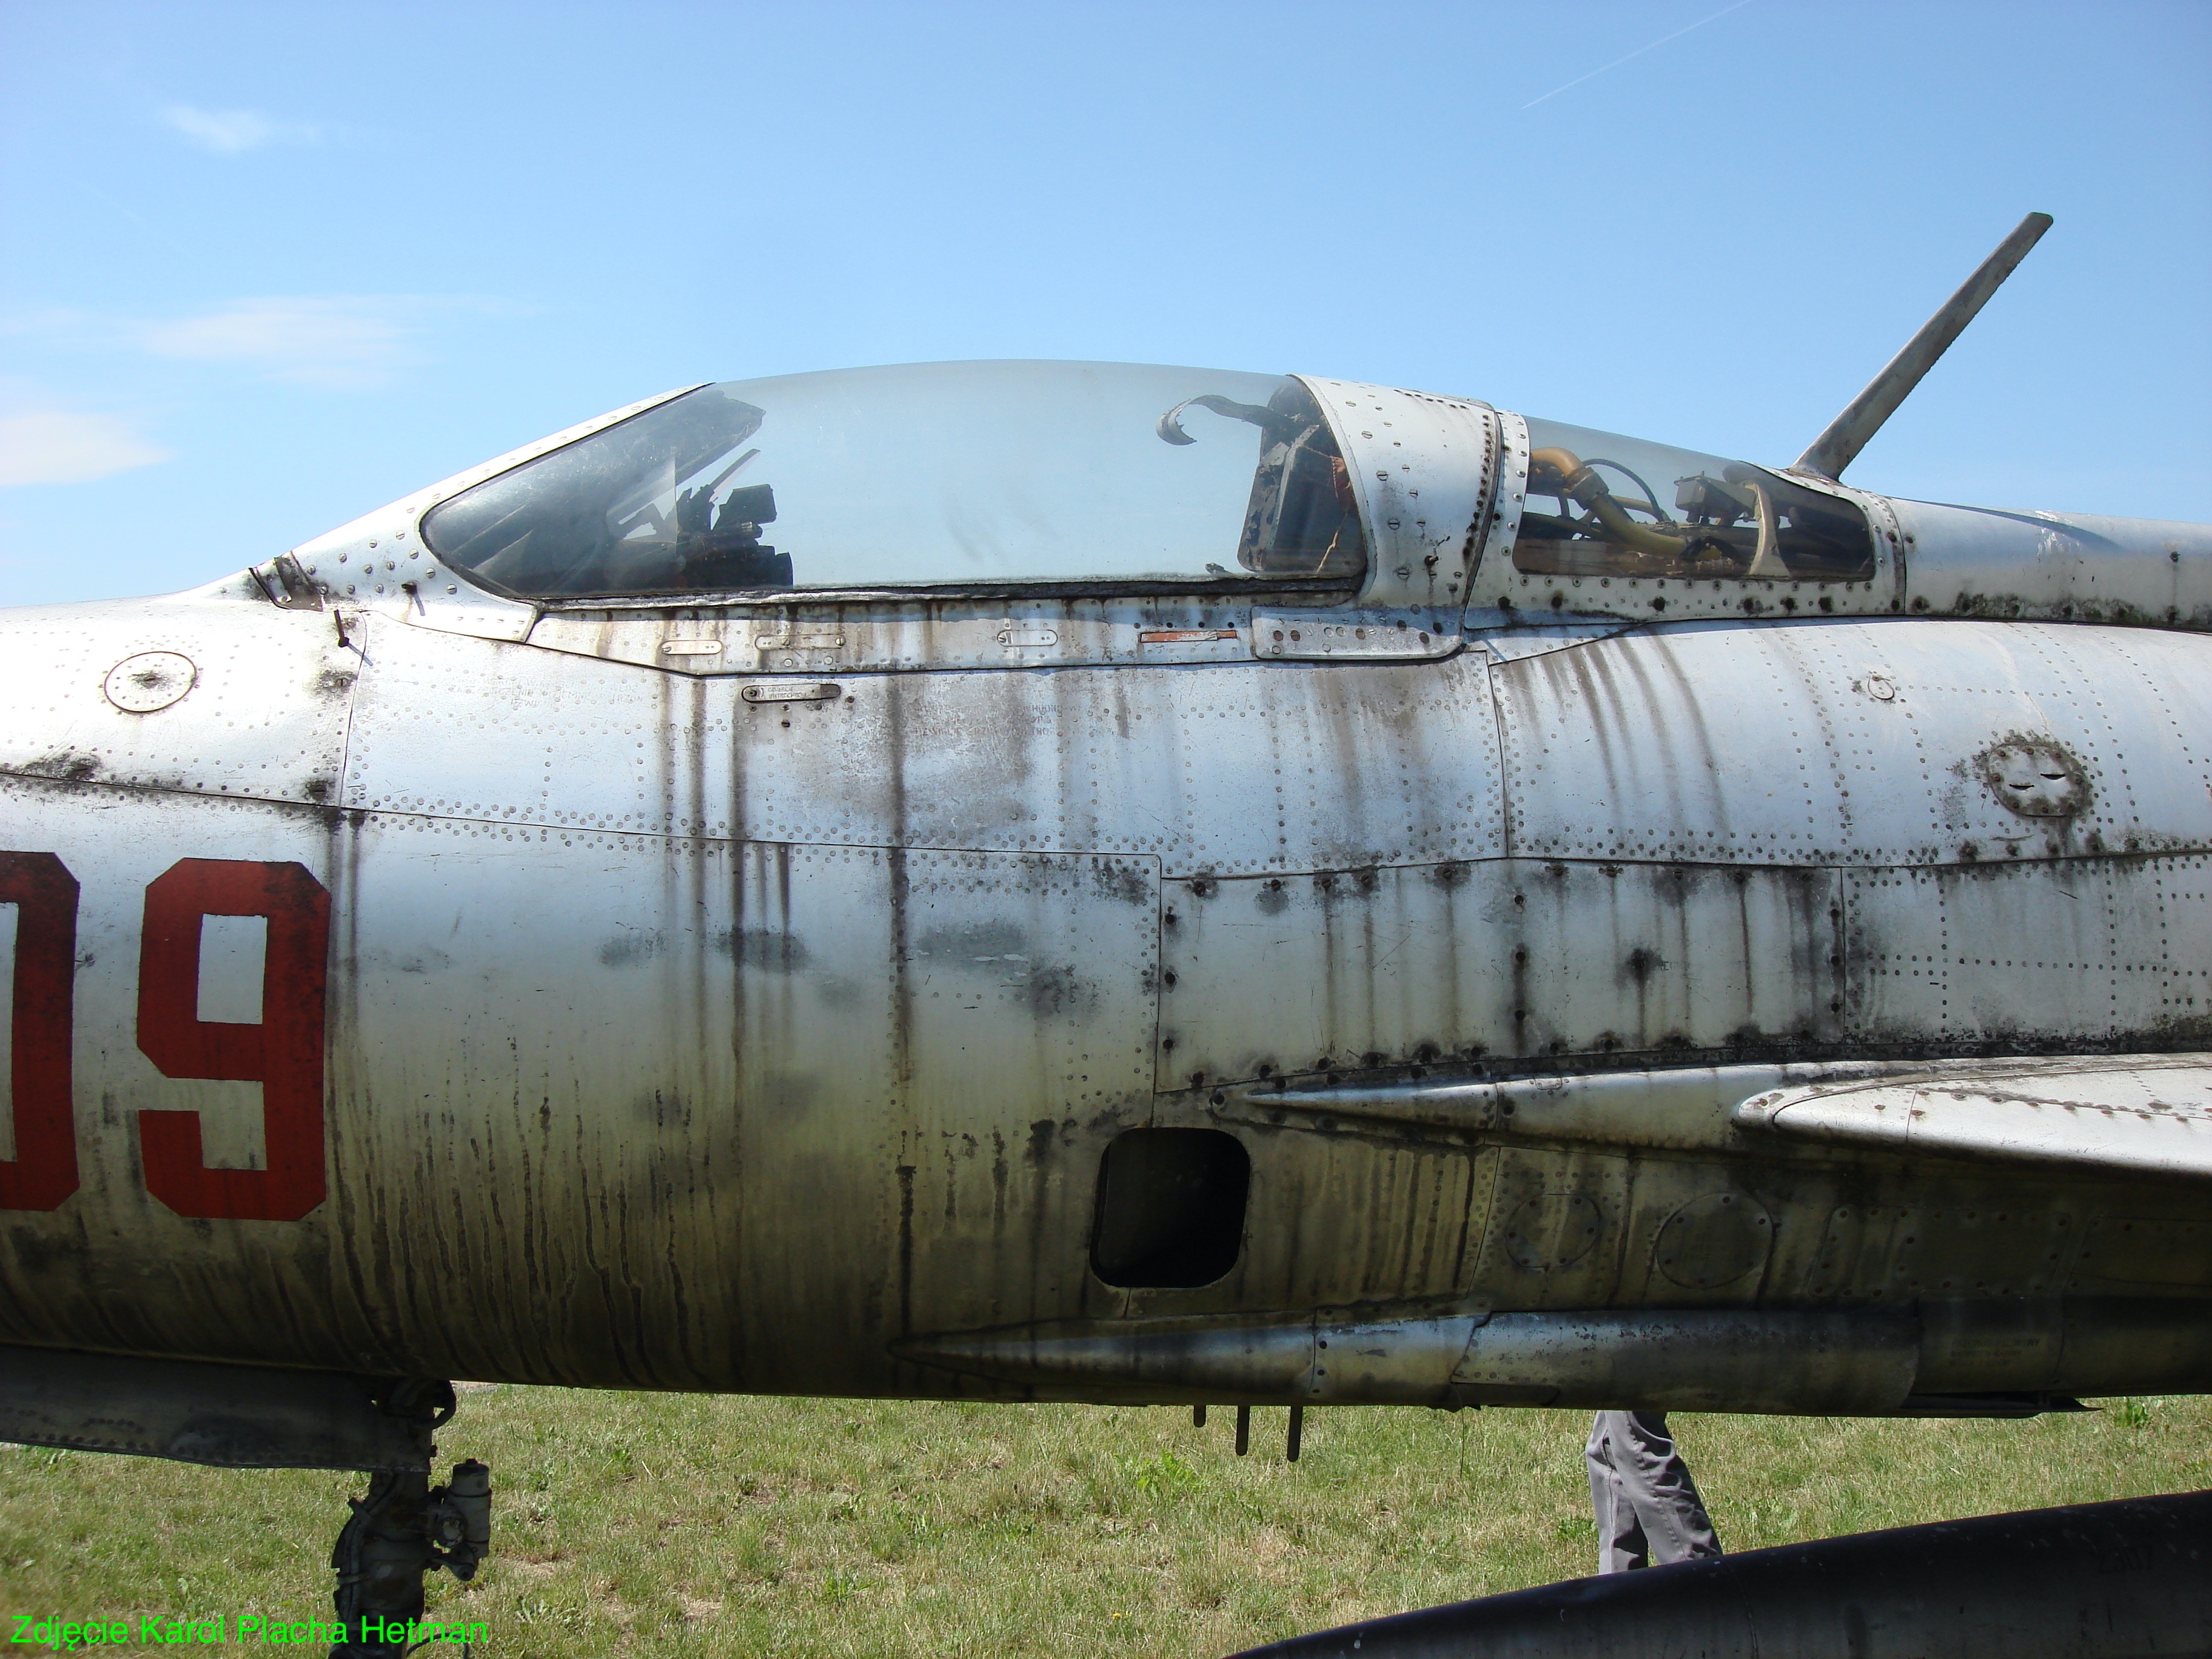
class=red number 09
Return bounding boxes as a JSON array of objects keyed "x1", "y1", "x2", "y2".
[
  {"x1": 0, "y1": 851, "x2": 81, "y2": 1211},
  {"x1": 136, "y1": 859, "x2": 330, "y2": 1221}
]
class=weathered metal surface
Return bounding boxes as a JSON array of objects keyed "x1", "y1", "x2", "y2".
[
  {"x1": 1449, "y1": 1309, "x2": 1919, "y2": 1413},
  {"x1": 899, "y1": 1292, "x2": 2212, "y2": 1412},
  {"x1": 1293, "y1": 378, "x2": 1497, "y2": 612},
  {"x1": 2, "y1": 354, "x2": 2210, "y2": 1424},
  {"x1": 4, "y1": 578, "x2": 2210, "y2": 1406},
  {"x1": 1740, "y1": 1056, "x2": 2212, "y2": 1180},
  {"x1": 0, "y1": 1345, "x2": 432, "y2": 1471},
  {"x1": 337, "y1": 619, "x2": 1509, "y2": 877},
  {"x1": 1158, "y1": 857, "x2": 1845, "y2": 1084},
  {"x1": 899, "y1": 1307, "x2": 1919, "y2": 1413},
  {"x1": 1248, "y1": 609, "x2": 1460, "y2": 662},
  {"x1": 0, "y1": 593, "x2": 356, "y2": 806},
  {"x1": 1492, "y1": 620, "x2": 2212, "y2": 867},
  {"x1": 1227, "y1": 1489, "x2": 2212, "y2": 1659},
  {"x1": 895, "y1": 1309, "x2": 1486, "y2": 1407},
  {"x1": 1893, "y1": 499, "x2": 2212, "y2": 628}
]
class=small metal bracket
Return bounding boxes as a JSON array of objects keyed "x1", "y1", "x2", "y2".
[
  {"x1": 751, "y1": 630, "x2": 846, "y2": 672},
  {"x1": 249, "y1": 552, "x2": 325, "y2": 611}
]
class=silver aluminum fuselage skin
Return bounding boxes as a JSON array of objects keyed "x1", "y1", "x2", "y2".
[{"x1": 2, "y1": 376, "x2": 2209, "y2": 1413}]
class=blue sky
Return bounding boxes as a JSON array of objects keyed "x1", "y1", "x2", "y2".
[{"x1": 2, "y1": 0, "x2": 2207, "y2": 608}]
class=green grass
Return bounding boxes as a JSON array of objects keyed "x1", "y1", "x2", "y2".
[{"x1": 3, "y1": 1390, "x2": 2208, "y2": 1656}]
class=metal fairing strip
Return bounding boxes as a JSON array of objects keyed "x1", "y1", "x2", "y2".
[
  {"x1": 893, "y1": 1304, "x2": 1922, "y2": 1415},
  {"x1": 0, "y1": 1346, "x2": 432, "y2": 1472},
  {"x1": 896, "y1": 1296, "x2": 2212, "y2": 1415}
]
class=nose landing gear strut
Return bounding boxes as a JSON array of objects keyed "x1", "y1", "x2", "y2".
[{"x1": 329, "y1": 1381, "x2": 492, "y2": 1658}]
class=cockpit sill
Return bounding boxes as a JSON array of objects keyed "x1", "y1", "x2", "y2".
[{"x1": 522, "y1": 590, "x2": 1460, "y2": 676}]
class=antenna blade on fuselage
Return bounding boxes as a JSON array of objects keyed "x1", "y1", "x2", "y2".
[{"x1": 1793, "y1": 211, "x2": 2053, "y2": 481}]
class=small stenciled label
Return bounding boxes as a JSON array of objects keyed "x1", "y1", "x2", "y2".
[{"x1": 741, "y1": 681, "x2": 841, "y2": 703}]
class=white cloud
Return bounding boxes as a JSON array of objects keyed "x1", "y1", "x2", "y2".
[
  {"x1": 0, "y1": 412, "x2": 172, "y2": 487},
  {"x1": 3, "y1": 293, "x2": 520, "y2": 397},
  {"x1": 136, "y1": 298, "x2": 426, "y2": 390},
  {"x1": 159, "y1": 104, "x2": 321, "y2": 155}
]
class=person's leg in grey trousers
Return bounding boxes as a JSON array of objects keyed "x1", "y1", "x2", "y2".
[{"x1": 1584, "y1": 1410, "x2": 1723, "y2": 1574}]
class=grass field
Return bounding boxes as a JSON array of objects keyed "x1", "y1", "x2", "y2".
[{"x1": 4, "y1": 1389, "x2": 2208, "y2": 1656}]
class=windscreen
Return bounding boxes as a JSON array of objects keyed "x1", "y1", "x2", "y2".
[
  {"x1": 1510, "y1": 418, "x2": 1876, "y2": 583},
  {"x1": 421, "y1": 361, "x2": 1367, "y2": 597}
]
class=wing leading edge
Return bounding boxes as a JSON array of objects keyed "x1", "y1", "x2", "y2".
[{"x1": 1736, "y1": 1054, "x2": 2212, "y2": 1182}]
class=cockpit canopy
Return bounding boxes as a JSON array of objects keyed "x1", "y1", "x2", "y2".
[
  {"x1": 1510, "y1": 417, "x2": 1876, "y2": 585},
  {"x1": 422, "y1": 361, "x2": 1366, "y2": 599},
  {"x1": 416, "y1": 358, "x2": 1875, "y2": 605}
]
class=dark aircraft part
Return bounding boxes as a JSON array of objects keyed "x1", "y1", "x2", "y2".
[
  {"x1": 1196, "y1": 1399, "x2": 1306, "y2": 1460},
  {"x1": 0, "y1": 1345, "x2": 440, "y2": 1472},
  {"x1": 718, "y1": 480, "x2": 777, "y2": 526},
  {"x1": 1795, "y1": 210, "x2": 2053, "y2": 481},
  {"x1": 902, "y1": 1298, "x2": 2210, "y2": 1412},
  {"x1": 330, "y1": 1458, "x2": 492, "y2": 1658},
  {"x1": 1090, "y1": 1127, "x2": 1250, "y2": 1288},
  {"x1": 1156, "y1": 394, "x2": 1301, "y2": 446},
  {"x1": 1227, "y1": 1489, "x2": 2212, "y2": 1659}
]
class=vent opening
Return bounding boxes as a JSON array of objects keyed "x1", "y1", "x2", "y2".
[{"x1": 1090, "y1": 1128, "x2": 1249, "y2": 1288}]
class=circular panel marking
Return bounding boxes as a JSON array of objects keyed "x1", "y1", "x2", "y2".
[
  {"x1": 1979, "y1": 740, "x2": 2090, "y2": 818},
  {"x1": 103, "y1": 652, "x2": 197, "y2": 714},
  {"x1": 1503, "y1": 1191, "x2": 1603, "y2": 1272},
  {"x1": 1655, "y1": 1191, "x2": 1774, "y2": 1290}
]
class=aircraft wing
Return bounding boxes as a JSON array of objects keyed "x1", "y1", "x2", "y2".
[{"x1": 1735, "y1": 1054, "x2": 2212, "y2": 1182}]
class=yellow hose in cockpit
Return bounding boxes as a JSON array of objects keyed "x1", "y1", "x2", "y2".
[{"x1": 1528, "y1": 446, "x2": 1687, "y2": 558}]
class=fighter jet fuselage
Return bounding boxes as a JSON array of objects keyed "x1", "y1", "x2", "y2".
[{"x1": 3, "y1": 355, "x2": 2208, "y2": 1426}]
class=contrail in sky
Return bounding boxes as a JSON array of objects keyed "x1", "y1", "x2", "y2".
[{"x1": 1521, "y1": 0, "x2": 1758, "y2": 110}]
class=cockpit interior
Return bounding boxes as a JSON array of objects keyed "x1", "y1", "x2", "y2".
[{"x1": 1512, "y1": 418, "x2": 1876, "y2": 585}]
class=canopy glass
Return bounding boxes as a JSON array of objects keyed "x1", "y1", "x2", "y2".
[{"x1": 423, "y1": 361, "x2": 1368, "y2": 598}]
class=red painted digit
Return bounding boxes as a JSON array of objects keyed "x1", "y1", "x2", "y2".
[
  {"x1": 136, "y1": 859, "x2": 330, "y2": 1221},
  {"x1": 0, "y1": 851, "x2": 79, "y2": 1211}
]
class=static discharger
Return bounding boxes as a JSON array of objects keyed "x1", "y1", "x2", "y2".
[{"x1": 1197, "y1": 1403, "x2": 1302, "y2": 1462}]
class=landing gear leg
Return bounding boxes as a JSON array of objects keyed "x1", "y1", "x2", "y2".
[{"x1": 328, "y1": 1383, "x2": 491, "y2": 1657}]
